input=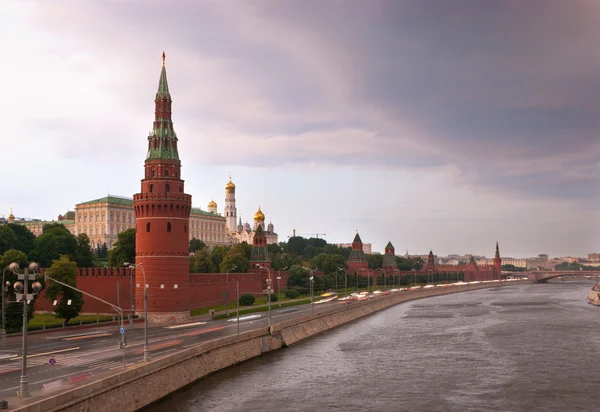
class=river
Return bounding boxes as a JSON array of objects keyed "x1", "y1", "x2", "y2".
[{"x1": 146, "y1": 281, "x2": 600, "y2": 412}]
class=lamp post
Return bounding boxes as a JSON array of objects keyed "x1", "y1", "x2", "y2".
[
  {"x1": 129, "y1": 266, "x2": 134, "y2": 329},
  {"x1": 226, "y1": 266, "x2": 237, "y2": 316},
  {"x1": 124, "y1": 263, "x2": 150, "y2": 362},
  {"x1": 337, "y1": 267, "x2": 347, "y2": 297},
  {"x1": 258, "y1": 265, "x2": 272, "y2": 330},
  {"x1": 358, "y1": 268, "x2": 369, "y2": 293},
  {"x1": 302, "y1": 267, "x2": 315, "y2": 311},
  {"x1": 8, "y1": 262, "x2": 43, "y2": 398},
  {"x1": 236, "y1": 280, "x2": 240, "y2": 335},
  {"x1": 1, "y1": 265, "x2": 14, "y2": 344},
  {"x1": 411, "y1": 269, "x2": 416, "y2": 285},
  {"x1": 277, "y1": 266, "x2": 287, "y2": 303}
]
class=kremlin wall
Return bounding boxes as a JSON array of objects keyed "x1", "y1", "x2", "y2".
[{"x1": 9, "y1": 54, "x2": 502, "y2": 319}]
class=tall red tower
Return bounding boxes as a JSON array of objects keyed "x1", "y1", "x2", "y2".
[
  {"x1": 494, "y1": 241, "x2": 502, "y2": 280},
  {"x1": 347, "y1": 232, "x2": 368, "y2": 274},
  {"x1": 133, "y1": 53, "x2": 192, "y2": 323}
]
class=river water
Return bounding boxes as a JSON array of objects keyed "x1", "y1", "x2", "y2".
[{"x1": 147, "y1": 281, "x2": 600, "y2": 412}]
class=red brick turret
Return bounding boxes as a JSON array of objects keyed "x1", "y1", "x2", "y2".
[
  {"x1": 133, "y1": 53, "x2": 192, "y2": 323},
  {"x1": 494, "y1": 241, "x2": 502, "y2": 280},
  {"x1": 347, "y1": 232, "x2": 368, "y2": 274}
]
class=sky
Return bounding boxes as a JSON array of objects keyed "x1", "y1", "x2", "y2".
[{"x1": 1, "y1": 0, "x2": 599, "y2": 258}]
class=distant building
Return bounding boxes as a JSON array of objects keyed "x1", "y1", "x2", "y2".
[
  {"x1": 335, "y1": 242, "x2": 372, "y2": 254},
  {"x1": 588, "y1": 253, "x2": 600, "y2": 262}
]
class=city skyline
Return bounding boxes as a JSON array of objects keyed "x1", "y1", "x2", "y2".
[{"x1": 2, "y1": 1, "x2": 599, "y2": 258}]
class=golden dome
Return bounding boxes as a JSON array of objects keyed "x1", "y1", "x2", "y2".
[
  {"x1": 225, "y1": 177, "x2": 236, "y2": 191},
  {"x1": 253, "y1": 206, "x2": 265, "y2": 221},
  {"x1": 8, "y1": 207, "x2": 14, "y2": 220},
  {"x1": 208, "y1": 199, "x2": 217, "y2": 208}
]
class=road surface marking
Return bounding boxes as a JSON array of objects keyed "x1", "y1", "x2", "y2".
[
  {"x1": 9, "y1": 347, "x2": 80, "y2": 361},
  {"x1": 187, "y1": 326, "x2": 225, "y2": 336},
  {"x1": 134, "y1": 339, "x2": 183, "y2": 354},
  {"x1": 164, "y1": 321, "x2": 207, "y2": 329},
  {"x1": 46, "y1": 331, "x2": 109, "y2": 340},
  {"x1": 227, "y1": 314, "x2": 262, "y2": 322},
  {"x1": 63, "y1": 333, "x2": 113, "y2": 341}
]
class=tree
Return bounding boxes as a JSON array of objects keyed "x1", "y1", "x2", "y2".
[
  {"x1": 75, "y1": 233, "x2": 94, "y2": 267},
  {"x1": 45, "y1": 255, "x2": 83, "y2": 325},
  {"x1": 189, "y1": 238, "x2": 207, "y2": 253},
  {"x1": 94, "y1": 243, "x2": 108, "y2": 259},
  {"x1": 270, "y1": 253, "x2": 299, "y2": 271},
  {"x1": 366, "y1": 254, "x2": 384, "y2": 270},
  {"x1": 108, "y1": 228, "x2": 136, "y2": 267},
  {"x1": 191, "y1": 248, "x2": 214, "y2": 273},
  {"x1": 30, "y1": 226, "x2": 78, "y2": 267},
  {"x1": 0, "y1": 249, "x2": 28, "y2": 269},
  {"x1": 209, "y1": 246, "x2": 230, "y2": 273},
  {"x1": 313, "y1": 253, "x2": 347, "y2": 275},
  {"x1": 0, "y1": 226, "x2": 17, "y2": 255},
  {"x1": 287, "y1": 265, "x2": 310, "y2": 288},
  {"x1": 230, "y1": 242, "x2": 252, "y2": 260},
  {"x1": 220, "y1": 253, "x2": 249, "y2": 273},
  {"x1": 6, "y1": 224, "x2": 35, "y2": 255},
  {"x1": 267, "y1": 243, "x2": 282, "y2": 255}
]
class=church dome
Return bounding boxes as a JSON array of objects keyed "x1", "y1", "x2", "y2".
[
  {"x1": 254, "y1": 206, "x2": 265, "y2": 221},
  {"x1": 225, "y1": 177, "x2": 235, "y2": 191},
  {"x1": 8, "y1": 208, "x2": 14, "y2": 221},
  {"x1": 208, "y1": 199, "x2": 217, "y2": 208},
  {"x1": 267, "y1": 221, "x2": 274, "y2": 232}
]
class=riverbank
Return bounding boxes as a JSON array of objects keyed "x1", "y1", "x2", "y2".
[{"x1": 11, "y1": 281, "x2": 523, "y2": 412}]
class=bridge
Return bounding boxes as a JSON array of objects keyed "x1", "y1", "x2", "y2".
[{"x1": 503, "y1": 270, "x2": 600, "y2": 283}]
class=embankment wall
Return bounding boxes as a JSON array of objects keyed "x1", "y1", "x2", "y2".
[{"x1": 13, "y1": 281, "x2": 516, "y2": 412}]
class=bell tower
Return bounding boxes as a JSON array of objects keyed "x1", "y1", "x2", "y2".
[{"x1": 133, "y1": 52, "x2": 192, "y2": 323}]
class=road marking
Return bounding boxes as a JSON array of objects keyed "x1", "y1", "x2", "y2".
[
  {"x1": 187, "y1": 326, "x2": 224, "y2": 336},
  {"x1": 46, "y1": 331, "x2": 109, "y2": 340},
  {"x1": 134, "y1": 339, "x2": 183, "y2": 354},
  {"x1": 63, "y1": 333, "x2": 113, "y2": 341},
  {"x1": 9, "y1": 347, "x2": 80, "y2": 361},
  {"x1": 227, "y1": 314, "x2": 262, "y2": 322},
  {"x1": 0, "y1": 368, "x2": 20, "y2": 376},
  {"x1": 164, "y1": 321, "x2": 207, "y2": 329}
]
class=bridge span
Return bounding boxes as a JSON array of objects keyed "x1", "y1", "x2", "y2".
[{"x1": 503, "y1": 270, "x2": 600, "y2": 283}]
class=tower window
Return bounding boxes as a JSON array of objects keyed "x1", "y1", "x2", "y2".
[
  {"x1": 167, "y1": 222, "x2": 172, "y2": 232},
  {"x1": 152, "y1": 170, "x2": 156, "y2": 177},
  {"x1": 146, "y1": 222, "x2": 151, "y2": 232},
  {"x1": 149, "y1": 184, "x2": 153, "y2": 193},
  {"x1": 166, "y1": 184, "x2": 170, "y2": 193},
  {"x1": 165, "y1": 169, "x2": 169, "y2": 177}
]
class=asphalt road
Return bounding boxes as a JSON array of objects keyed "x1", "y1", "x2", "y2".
[{"x1": 0, "y1": 300, "x2": 342, "y2": 399}]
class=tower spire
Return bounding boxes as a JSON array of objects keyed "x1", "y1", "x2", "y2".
[{"x1": 495, "y1": 240, "x2": 500, "y2": 258}]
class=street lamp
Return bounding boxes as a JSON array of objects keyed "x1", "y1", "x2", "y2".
[
  {"x1": 358, "y1": 268, "x2": 369, "y2": 293},
  {"x1": 7, "y1": 262, "x2": 43, "y2": 398},
  {"x1": 1, "y1": 264, "x2": 16, "y2": 344},
  {"x1": 302, "y1": 267, "x2": 315, "y2": 311},
  {"x1": 337, "y1": 267, "x2": 347, "y2": 297},
  {"x1": 226, "y1": 266, "x2": 237, "y2": 316},
  {"x1": 258, "y1": 265, "x2": 272, "y2": 330},
  {"x1": 124, "y1": 263, "x2": 150, "y2": 362},
  {"x1": 277, "y1": 266, "x2": 287, "y2": 303},
  {"x1": 411, "y1": 268, "x2": 416, "y2": 285}
]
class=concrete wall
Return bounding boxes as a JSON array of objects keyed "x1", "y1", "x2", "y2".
[{"x1": 13, "y1": 281, "x2": 516, "y2": 412}]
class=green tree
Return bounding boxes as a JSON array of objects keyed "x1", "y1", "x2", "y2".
[
  {"x1": 0, "y1": 249, "x2": 28, "y2": 269},
  {"x1": 6, "y1": 224, "x2": 36, "y2": 255},
  {"x1": 209, "y1": 246, "x2": 230, "y2": 273},
  {"x1": 230, "y1": 242, "x2": 252, "y2": 260},
  {"x1": 30, "y1": 226, "x2": 78, "y2": 267},
  {"x1": 108, "y1": 228, "x2": 136, "y2": 267},
  {"x1": 270, "y1": 253, "x2": 299, "y2": 271},
  {"x1": 220, "y1": 253, "x2": 249, "y2": 273},
  {"x1": 0, "y1": 226, "x2": 17, "y2": 255},
  {"x1": 45, "y1": 255, "x2": 83, "y2": 325},
  {"x1": 313, "y1": 253, "x2": 347, "y2": 275},
  {"x1": 189, "y1": 238, "x2": 207, "y2": 253},
  {"x1": 366, "y1": 254, "x2": 384, "y2": 270},
  {"x1": 287, "y1": 265, "x2": 310, "y2": 288},
  {"x1": 191, "y1": 248, "x2": 214, "y2": 273},
  {"x1": 75, "y1": 233, "x2": 95, "y2": 267},
  {"x1": 267, "y1": 243, "x2": 282, "y2": 255}
]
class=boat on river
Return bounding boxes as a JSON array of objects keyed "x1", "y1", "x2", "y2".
[{"x1": 587, "y1": 280, "x2": 600, "y2": 306}]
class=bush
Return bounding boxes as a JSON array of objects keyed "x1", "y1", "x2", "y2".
[
  {"x1": 285, "y1": 289, "x2": 300, "y2": 299},
  {"x1": 269, "y1": 293, "x2": 278, "y2": 302},
  {"x1": 293, "y1": 286, "x2": 308, "y2": 295},
  {"x1": 239, "y1": 293, "x2": 255, "y2": 306}
]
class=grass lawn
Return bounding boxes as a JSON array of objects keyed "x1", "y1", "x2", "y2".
[{"x1": 28, "y1": 313, "x2": 115, "y2": 329}]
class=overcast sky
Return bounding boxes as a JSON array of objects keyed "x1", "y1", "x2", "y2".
[{"x1": 2, "y1": 0, "x2": 599, "y2": 258}]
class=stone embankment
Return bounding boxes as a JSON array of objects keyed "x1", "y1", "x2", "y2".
[{"x1": 13, "y1": 281, "x2": 517, "y2": 412}]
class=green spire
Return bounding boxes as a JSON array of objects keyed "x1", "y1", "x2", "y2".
[
  {"x1": 157, "y1": 51, "x2": 170, "y2": 98},
  {"x1": 385, "y1": 241, "x2": 394, "y2": 249}
]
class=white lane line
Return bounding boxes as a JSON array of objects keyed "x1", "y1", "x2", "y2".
[
  {"x1": 45, "y1": 331, "x2": 109, "y2": 340},
  {"x1": 163, "y1": 321, "x2": 207, "y2": 329},
  {"x1": 9, "y1": 346, "x2": 80, "y2": 360}
]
